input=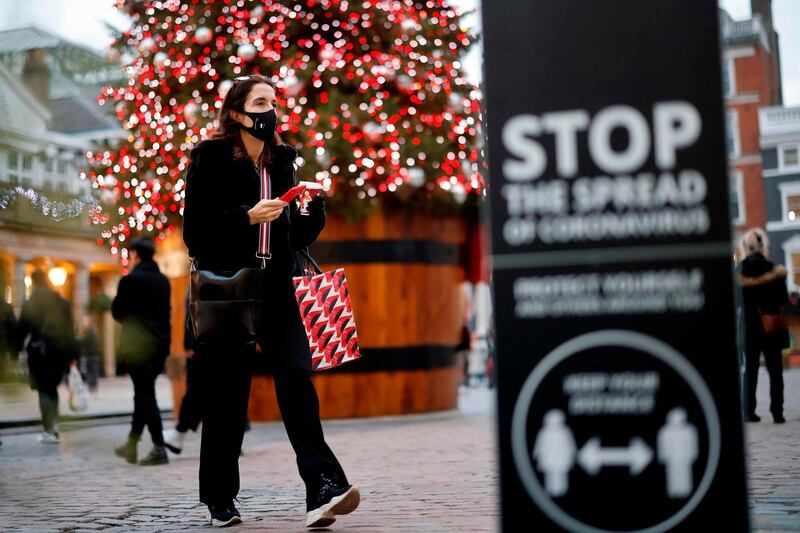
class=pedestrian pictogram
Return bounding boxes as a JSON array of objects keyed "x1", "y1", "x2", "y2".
[
  {"x1": 658, "y1": 408, "x2": 699, "y2": 498},
  {"x1": 533, "y1": 410, "x2": 576, "y2": 497}
]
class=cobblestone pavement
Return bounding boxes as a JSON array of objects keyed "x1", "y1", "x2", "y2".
[
  {"x1": 748, "y1": 367, "x2": 800, "y2": 532},
  {"x1": 0, "y1": 387, "x2": 499, "y2": 532},
  {"x1": 0, "y1": 370, "x2": 798, "y2": 532},
  {"x1": 0, "y1": 376, "x2": 173, "y2": 424}
]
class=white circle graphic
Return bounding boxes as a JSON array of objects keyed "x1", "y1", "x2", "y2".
[{"x1": 510, "y1": 330, "x2": 721, "y2": 533}]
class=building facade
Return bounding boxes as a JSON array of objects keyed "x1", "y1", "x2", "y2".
[
  {"x1": 721, "y1": 1, "x2": 782, "y2": 236},
  {"x1": 0, "y1": 27, "x2": 126, "y2": 374},
  {"x1": 762, "y1": 106, "x2": 800, "y2": 289}
]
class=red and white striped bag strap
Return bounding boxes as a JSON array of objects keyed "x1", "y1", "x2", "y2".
[{"x1": 256, "y1": 165, "x2": 271, "y2": 267}]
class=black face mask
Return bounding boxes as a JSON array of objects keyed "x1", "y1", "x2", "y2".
[{"x1": 241, "y1": 108, "x2": 277, "y2": 141}]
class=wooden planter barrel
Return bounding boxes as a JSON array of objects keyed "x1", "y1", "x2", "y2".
[{"x1": 248, "y1": 208, "x2": 467, "y2": 420}]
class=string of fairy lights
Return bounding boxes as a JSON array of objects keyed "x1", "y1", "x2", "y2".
[{"x1": 86, "y1": 0, "x2": 484, "y2": 262}]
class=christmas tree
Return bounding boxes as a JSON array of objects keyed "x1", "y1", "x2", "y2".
[{"x1": 87, "y1": 0, "x2": 484, "y2": 261}]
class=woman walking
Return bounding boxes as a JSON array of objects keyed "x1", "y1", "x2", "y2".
[
  {"x1": 182, "y1": 74, "x2": 359, "y2": 528},
  {"x1": 737, "y1": 228, "x2": 789, "y2": 424}
]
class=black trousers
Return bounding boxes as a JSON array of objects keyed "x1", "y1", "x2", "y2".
[
  {"x1": 176, "y1": 357, "x2": 202, "y2": 433},
  {"x1": 38, "y1": 383, "x2": 59, "y2": 433},
  {"x1": 745, "y1": 333, "x2": 784, "y2": 417},
  {"x1": 129, "y1": 369, "x2": 164, "y2": 445},
  {"x1": 198, "y1": 285, "x2": 348, "y2": 510}
]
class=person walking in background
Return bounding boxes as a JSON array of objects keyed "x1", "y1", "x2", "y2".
[
  {"x1": 467, "y1": 281, "x2": 493, "y2": 387},
  {"x1": 112, "y1": 237, "x2": 172, "y2": 465},
  {"x1": 737, "y1": 228, "x2": 789, "y2": 424},
  {"x1": 0, "y1": 275, "x2": 17, "y2": 372},
  {"x1": 0, "y1": 270, "x2": 17, "y2": 447},
  {"x1": 163, "y1": 291, "x2": 202, "y2": 455},
  {"x1": 78, "y1": 315, "x2": 101, "y2": 395},
  {"x1": 16, "y1": 270, "x2": 78, "y2": 444},
  {"x1": 183, "y1": 74, "x2": 359, "y2": 528}
]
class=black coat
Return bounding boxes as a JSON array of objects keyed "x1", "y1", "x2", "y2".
[
  {"x1": 17, "y1": 286, "x2": 77, "y2": 389},
  {"x1": 738, "y1": 252, "x2": 790, "y2": 348},
  {"x1": 182, "y1": 138, "x2": 325, "y2": 284},
  {"x1": 112, "y1": 260, "x2": 171, "y2": 373}
]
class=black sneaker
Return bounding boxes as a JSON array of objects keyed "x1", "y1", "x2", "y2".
[
  {"x1": 747, "y1": 413, "x2": 761, "y2": 422},
  {"x1": 139, "y1": 445, "x2": 169, "y2": 466},
  {"x1": 774, "y1": 413, "x2": 786, "y2": 424},
  {"x1": 114, "y1": 440, "x2": 138, "y2": 464},
  {"x1": 305, "y1": 474, "x2": 360, "y2": 528},
  {"x1": 207, "y1": 501, "x2": 242, "y2": 528}
]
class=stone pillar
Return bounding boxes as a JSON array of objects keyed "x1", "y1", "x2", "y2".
[
  {"x1": 72, "y1": 262, "x2": 90, "y2": 324},
  {"x1": 12, "y1": 256, "x2": 28, "y2": 315}
]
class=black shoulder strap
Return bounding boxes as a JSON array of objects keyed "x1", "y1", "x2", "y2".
[{"x1": 298, "y1": 248, "x2": 323, "y2": 276}]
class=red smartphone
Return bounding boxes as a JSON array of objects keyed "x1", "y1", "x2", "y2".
[{"x1": 279, "y1": 184, "x2": 307, "y2": 203}]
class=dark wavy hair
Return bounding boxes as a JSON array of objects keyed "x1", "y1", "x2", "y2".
[{"x1": 211, "y1": 74, "x2": 284, "y2": 168}]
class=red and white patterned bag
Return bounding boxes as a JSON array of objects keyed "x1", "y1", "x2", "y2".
[{"x1": 293, "y1": 254, "x2": 361, "y2": 371}]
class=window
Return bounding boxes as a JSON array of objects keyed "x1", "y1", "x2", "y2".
[
  {"x1": 788, "y1": 194, "x2": 800, "y2": 222},
  {"x1": 726, "y1": 110, "x2": 740, "y2": 157},
  {"x1": 57, "y1": 159, "x2": 66, "y2": 175},
  {"x1": 781, "y1": 146, "x2": 800, "y2": 169},
  {"x1": 43, "y1": 179, "x2": 53, "y2": 191},
  {"x1": 45, "y1": 157, "x2": 53, "y2": 173},
  {"x1": 730, "y1": 170, "x2": 745, "y2": 225},
  {"x1": 722, "y1": 58, "x2": 735, "y2": 97},
  {"x1": 792, "y1": 252, "x2": 800, "y2": 287},
  {"x1": 5, "y1": 149, "x2": 34, "y2": 185},
  {"x1": 780, "y1": 182, "x2": 800, "y2": 224}
]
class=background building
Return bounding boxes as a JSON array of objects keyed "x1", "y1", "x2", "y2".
[
  {"x1": 0, "y1": 27, "x2": 125, "y2": 374},
  {"x1": 762, "y1": 106, "x2": 800, "y2": 288},
  {"x1": 721, "y1": 0, "x2": 783, "y2": 236}
]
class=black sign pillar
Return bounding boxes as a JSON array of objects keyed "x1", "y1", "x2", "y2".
[{"x1": 481, "y1": 1, "x2": 749, "y2": 531}]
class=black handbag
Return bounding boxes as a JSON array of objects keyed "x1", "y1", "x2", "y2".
[
  {"x1": 189, "y1": 263, "x2": 264, "y2": 346},
  {"x1": 189, "y1": 162, "x2": 278, "y2": 346}
]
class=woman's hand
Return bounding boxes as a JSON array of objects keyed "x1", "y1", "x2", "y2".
[{"x1": 248, "y1": 198, "x2": 288, "y2": 224}]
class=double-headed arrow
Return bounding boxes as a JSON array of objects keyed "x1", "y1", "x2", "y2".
[{"x1": 578, "y1": 437, "x2": 653, "y2": 475}]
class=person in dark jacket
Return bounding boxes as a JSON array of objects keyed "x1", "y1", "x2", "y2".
[
  {"x1": 112, "y1": 237, "x2": 172, "y2": 465},
  {"x1": 0, "y1": 294, "x2": 17, "y2": 376},
  {"x1": 183, "y1": 74, "x2": 359, "y2": 528},
  {"x1": 17, "y1": 270, "x2": 78, "y2": 443},
  {"x1": 78, "y1": 315, "x2": 102, "y2": 393},
  {"x1": 737, "y1": 228, "x2": 789, "y2": 424}
]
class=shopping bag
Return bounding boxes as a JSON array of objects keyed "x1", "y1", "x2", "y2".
[
  {"x1": 68, "y1": 363, "x2": 89, "y2": 412},
  {"x1": 293, "y1": 252, "x2": 361, "y2": 371}
]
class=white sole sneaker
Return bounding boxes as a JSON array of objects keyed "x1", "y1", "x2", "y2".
[
  {"x1": 205, "y1": 511, "x2": 242, "y2": 528},
  {"x1": 162, "y1": 429, "x2": 185, "y2": 454},
  {"x1": 305, "y1": 486, "x2": 361, "y2": 528},
  {"x1": 37, "y1": 433, "x2": 60, "y2": 444}
]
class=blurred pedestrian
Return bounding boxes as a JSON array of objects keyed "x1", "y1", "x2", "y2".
[
  {"x1": 16, "y1": 270, "x2": 78, "y2": 443},
  {"x1": 737, "y1": 228, "x2": 789, "y2": 424},
  {"x1": 467, "y1": 281, "x2": 493, "y2": 387},
  {"x1": 163, "y1": 291, "x2": 201, "y2": 454},
  {"x1": 112, "y1": 237, "x2": 172, "y2": 465},
  {"x1": 183, "y1": 74, "x2": 359, "y2": 528},
  {"x1": 0, "y1": 270, "x2": 17, "y2": 447},
  {"x1": 790, "y1": 291, "x2": 800, "y2": 307},
  {"x1": 78, "y1": 315, "x2": 101, "y2": 394},
  {"x1": 0, "y1": 284, "x2": 17, "y2": 373}
]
